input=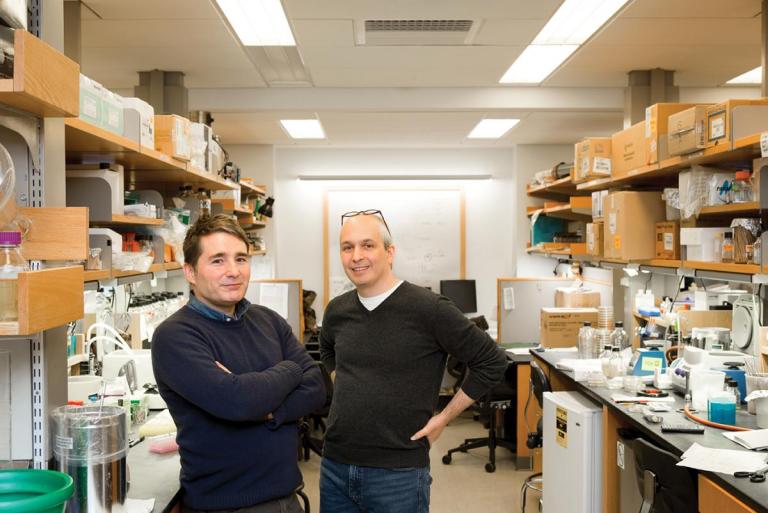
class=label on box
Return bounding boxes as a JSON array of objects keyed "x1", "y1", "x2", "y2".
[
  {"x1": 710, "y1": 117, "x2": 725, "y2": 140},
  {"x1": 641, "y1": 357, "x2": 664, "y2": 372},
  {"x1": 614, "y1": 235, "x2": 621, "y2": 249},
  {"x1": 587, "y1": 231, "x2": 595, "y2": 249},
  {"x1": 761, "y1": 133, "x2": 768, "y2": 158},
  {"x1": 593, "y1": 157, "x2": 611, "y2": 175},
  {"x1": 556, "y1": 406, "x2": 568, "y2": 448},
  {"x1": 645, "y1": 107, "x2": 652, "y2": 138},
  {"x1": 608, "y1": 212, "x2": 617, "y2": 234},
  {"x1": 83, "y1": 96, "x2": 98, "y2": 118},
  {"x1": 580, "y1": 157, "x2": 589, "y2": 175},
  {"x1": 664, "y1": 233, "x2": 674, "y2": 251}
]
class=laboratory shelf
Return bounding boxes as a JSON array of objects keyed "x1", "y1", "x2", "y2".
[
  {"x1": 527, "y1": 196, "x2": 591, "y2": 221},
  {"x1": 90, "y1": 215, "x2": 165, "y2": 226},
  {"x1": 238, "y1": 181, "x2": 266, "y2": 196},
  {"x1": 526, "y1": 177, "x2": 588, "y2": 200}
]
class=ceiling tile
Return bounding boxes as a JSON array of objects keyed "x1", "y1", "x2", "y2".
[{"x1": 83, "y1": 0, "x2": 219, "y2": 19}]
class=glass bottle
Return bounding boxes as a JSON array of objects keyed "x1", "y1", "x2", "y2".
[
  {"x1": 610, "y1": 321, "x2": 629, "y2": 351},
  {"x1": 600, "y1": 344, "x2": 614, "y2": 377},
  {"x1": 197, "y1": 188, "x2": 211, "y2": 219},
  {"x1": 726, "y1": 379, "x2": 741, "y2": 407},
  {"x1": 578, "y1": 321, "x2": 595, "y2": 359},
  {"x1": 754, "y1": 237, "x2": 762, "y2": 265},
  {"x1": 721, "y1": 231, "x2": 734, "y2": 263},
  {"x1": 608, "y1": 346, "x2": 625, "y2": 379},
  {"x1": 729, "y1": 171, "x2": 754, "y2": 204},
  {"x1": 0, "y1": 231, "x2": 29, "y2": 322}
]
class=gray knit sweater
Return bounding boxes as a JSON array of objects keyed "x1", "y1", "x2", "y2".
[{"x1": 319, "y1": 281, "x2": 508, "y2": 468}]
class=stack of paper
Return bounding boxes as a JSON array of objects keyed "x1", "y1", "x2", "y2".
[
  {"x1": 555, "y1": 358, "x2": 602, "y2": 381},
  {"x1": 723, "y1": 429, "x2": 768, "y2": 451},
  {"x1": 677, "y1": 443, "x2": 767, "y2": 474}
]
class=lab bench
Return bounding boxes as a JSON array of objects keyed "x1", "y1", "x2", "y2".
[
  {"x1": 126, "y1": 436, "x2": 181, "y2": 513},
  {"x1": 530, "y1": 349, "x2": 768, "y2": 513}
]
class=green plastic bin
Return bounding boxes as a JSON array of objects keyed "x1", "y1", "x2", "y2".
[{"x1": 0, "y1": 469, "x2": 74, "y2": 513}]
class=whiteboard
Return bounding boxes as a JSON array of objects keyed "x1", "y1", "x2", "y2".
[{"x1": 324, "y1": 189, "x2": 464, "y2": 304}]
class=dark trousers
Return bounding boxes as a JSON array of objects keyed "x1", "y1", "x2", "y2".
[{"x1": 181, "y1": 494, "x2": 303, "y2": 513}]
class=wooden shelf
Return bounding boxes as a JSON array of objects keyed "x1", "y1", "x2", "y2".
[
  {"x1": 91, "y1": 214, "x2": 164, "y2": 226},
  {"x1": 65, "y1": 118, "x2": 237, "y2": 191},
  {"x1": 698, "y1": 202, "x2": 759, "y2": 217},
  {"x1": 574, "y1": 135, "x2": 763, "y2": 193},
  {"x1": 0, "y1": 29, "x2": 79, "y2": 117},
  {"x1": 637, "y1": 259, "x2": 682, "y2": 268},
  {"x1": 527, "y1": 196, "x2": 591, "y2": 221},
  {"x1": 239, "y1": 181, "x2": 266, "y2": 196},
  {"x1": 526, "y1": 177, "x2": 588, "y2": 200},
  {"x1": 84, "y1": 262, "x2": 182, "y2": 283},
  {"x1": 526, "y1": 242, "x2": 588, "y2": 257},
  {"x1": 682, "y1": 261, "x2": 760, "y2": 275},
  {"x1": 0, "y1": 267, "x2": 84, "y2": 336},
  {"x1": 212, "y1": 198, "x2": 252, "y2": 215},
  {"x1": 238, "y1": 215, "x2": 267, "y2": 229}
]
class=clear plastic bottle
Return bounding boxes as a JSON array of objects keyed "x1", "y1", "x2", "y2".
[
  {"x1": 721, "y1": 231, "x2": 734, "y2": 263},
  {"x1": 0, "y1": 231, "x2": 29, "y2": 322},
  {"x1": 578, "y1": 321, "x2": 595, "y2": 359},
  {"x1": 610, "y1": 321, "x2": 629, "y2": 351},
  {"x1": 729, "y1": 171, "x2": 754, "y2": 204},
  {"x1": 607, "y1": 346, "x2": 625, "y2": 379}
]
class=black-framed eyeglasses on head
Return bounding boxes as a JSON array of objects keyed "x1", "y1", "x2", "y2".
[{"x1": 341, "y1": 209, "x2": 391, "y2": 235}]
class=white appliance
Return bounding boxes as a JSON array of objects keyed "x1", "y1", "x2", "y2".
[
  {"x1": 732, "y1": 294, "x2": 761, "y2": 359},
  {"x1": 668, "y1": 346, "x2": 750, "y2": 393},
  {"x1": 543, "y1": 391, "x2": 603, "y2": 513},
  {"x1": 102, "y1": 350, "x2": 166, "y2": 409}
]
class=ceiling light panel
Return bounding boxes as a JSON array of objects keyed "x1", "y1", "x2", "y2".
[
  {"x1": 280, "y1": 119, "x2": 326, "y2": 139},
  {"x1": 499, "y1": 45, "x2": 578, "y2": 84},
  {"x1": 467, "y1": 119, "x2": 521, "y2": 139},
  {"x1": 534, "y1": 0, "x2": 630, "y2": 45},
  {"x1": 727, "y1": 66, "x2": 762, "y2": 85},
  {"x1": 216, "y1": 0, "x2": 295, "y2": 46}
]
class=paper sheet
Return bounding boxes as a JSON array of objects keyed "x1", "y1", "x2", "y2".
[
  {"x1": 121, "y1": 498, "x2": 155, "y2": 513},
  {"x1": 723, "y1": 429, "x2": 768, "y2": 451},
  {"x1": 610, "y1": 393, "x2": 675, "y2": 403},
  {"x1": 259, "y1": 283, "x2": 289, "y2": 320},
  {"x1": 502, "y1": 287, "x2": 515, "y2": 310},
  {"x1": 677, "y1": 443, "x2": 768, "y2": 474}
]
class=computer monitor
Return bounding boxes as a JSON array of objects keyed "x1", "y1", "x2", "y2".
[{"x1": 440, "y1": 280, "x2": 477, "y2": 314}]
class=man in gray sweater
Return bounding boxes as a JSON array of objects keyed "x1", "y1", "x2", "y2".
[{"x1": 319, "y1": 211, "x2": 508, "y2": 513}]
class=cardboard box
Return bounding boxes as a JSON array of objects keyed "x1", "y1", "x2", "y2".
[
  {"x1": 555, "y1": 287, "x2": 601, "y2": 308},
  {"x1": 707, "y1": 99, "x2": 768, "y2": 149},
  {"x1": 655, "y1": 221, "x2": 680, "y2": 259},
  {"x1": 611, "y1": 122, "x2": 647, "y2": 179},
  {"x1": 680, "y1": 227, "x2": 724, "y2": 262},
  {"x1": 646, "y1": 103, "x2": 699, "y2": 163},
  {"x1": 668, "y1": 106, "x2": 708, "y2": 156},
  {"x1": 573, "y1": 137, "x2": 612, "y2": 183},
  {"x1": 155, "y1": 114, "x2": 191, "y2": 161},
  {"x1": 586, "y1": 222, "x2": 603, "y2": 257},
  {"x1": 603, "y1": 191, "x2": 666, "y2": 260},
  {"x1": 540, "y1": 308, "x2": 599, "y2": 348}
]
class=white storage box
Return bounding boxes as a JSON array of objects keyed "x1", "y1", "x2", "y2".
[
  {"x1": 122, "y1": 97, "x2": 155, "y2": 150},
  {"x1": 680, "y1": 227, "x2": 724, "y2": 262},
  {"x1": 190, "y1": 122, "x2": 211, "y2": 172},
  {"x1": 100, "y1": 88, "x2": 124, "y2": 135},
  {"x1": 79, "y1": 74, "x2": 103, "y2": 126}
]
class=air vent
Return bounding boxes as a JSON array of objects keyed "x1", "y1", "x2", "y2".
[
  {"x1": 365, "y1": 20, "x2": 473, "y2": 32},
  {"x1": 360, "y1": 19, "x2": 476, "y2": 46}
]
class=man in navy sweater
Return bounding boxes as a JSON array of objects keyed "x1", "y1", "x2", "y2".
[{"x1": 152, "y1": 215, "x2": 325, "y2": 512}]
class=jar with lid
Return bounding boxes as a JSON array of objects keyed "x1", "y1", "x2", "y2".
[
  {"x1": 0, "y1": 231, "x2": 29, "y2": 322},
  {"x1": 729, "y1": 171, "x2": 754, "y2": 204}
]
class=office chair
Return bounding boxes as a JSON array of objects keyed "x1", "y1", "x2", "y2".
[
  {"x1": 300, "y1": 362, "x2": 334, "y2": 460},
  {"x1": 294, "y1": 482, "x2": 311, "y2": 513},
  {"x1": 520, "y1": 360, "x2": 550, "y2": 513},
  {"x1": 441, "y1": 356, "x2": 516, "y2": 473},
  {"x1": 632, "y1": 437, "x2": 698, "y2": 513}
]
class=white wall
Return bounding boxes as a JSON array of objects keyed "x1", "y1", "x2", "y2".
[
  {"x1": 514, "y1": 144, "x2": 574, "y2": 277},
  {"x1": 273, "y1": 147, "x2": 516, "y2": 321}
]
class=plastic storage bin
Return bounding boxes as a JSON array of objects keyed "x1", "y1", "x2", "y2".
[{"x1": 0, "y1": 469, "x2": 74, "y2": 513}]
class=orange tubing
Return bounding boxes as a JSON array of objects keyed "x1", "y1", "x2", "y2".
[{"x1": 683, "y1": 404, "x2": 751, "y2": 432}]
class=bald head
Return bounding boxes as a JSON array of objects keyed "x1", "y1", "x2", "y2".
[{"x1": 341, "y1": 214, "x2": 393, "y2": 249}]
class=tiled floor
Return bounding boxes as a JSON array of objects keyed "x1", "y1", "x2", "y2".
[{"x1": 298, "y1": 413, "x2": 542, "y2": 513}]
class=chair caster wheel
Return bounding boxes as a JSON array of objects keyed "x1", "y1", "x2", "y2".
[
  {"x1": 485, "y1": 463, "x2": 496, "y2": 473},
  {"x1": 442, "y1": 455, "x2": 451, "y2": 465}
]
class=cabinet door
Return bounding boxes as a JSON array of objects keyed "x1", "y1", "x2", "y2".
[{"x1": 698, "y1": 475, "x2": 756, "y2": 513}]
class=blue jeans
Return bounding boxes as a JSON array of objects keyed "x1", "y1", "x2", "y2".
[{"x1": 319, "y1": 457, "x2": 431, "y2": 513}]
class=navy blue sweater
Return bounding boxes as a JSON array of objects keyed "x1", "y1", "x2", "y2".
[{"x1": 152, "y1": 304, "x2": 325, "y2": 510}]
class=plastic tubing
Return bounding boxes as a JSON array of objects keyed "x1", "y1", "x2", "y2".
[{"x1": 683, "y1": 403, "x2": 751, "y2": 432}]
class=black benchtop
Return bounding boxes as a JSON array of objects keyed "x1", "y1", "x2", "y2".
[
  {"x1": 531, "y1": 349, "x2": 768, "y2": 513},
  {"x1": 127, "y1": 432, "x2": 181, "y2": 513}
]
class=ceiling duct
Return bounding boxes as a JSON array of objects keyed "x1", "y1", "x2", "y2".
[{"x1": 358, "y1": 19, "x2": 477, "y2": 46}]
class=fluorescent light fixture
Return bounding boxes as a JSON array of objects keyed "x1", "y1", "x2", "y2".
[
  {"x1": 297, "y1": 174, "x2": 492, "y2": 181},
  {"x1": 467, "y1": 119, "x2": 521, "y2": 139},
  {"x1": 500, "y1": 0, "x2": 630, "y2": 84},
  {"x1": 280, "y1": 119, "x2": 326, "y2": 139},
  {"x1": 499, "y1": 45, "x2": 578, "y2": 84},
  {"x1": 727, "y1": 66, "x2": 762, "y2": 85},
  {"x1": 534, "y1": 0, "x2": 631, "y2": 45},
  {"x1": 216, "y1": 0, "x2": 295, "y2": 46}
]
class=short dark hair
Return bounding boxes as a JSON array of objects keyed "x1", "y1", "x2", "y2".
[{"x1": 183, "y1": 214, "x2": 250, "y2": 267}]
